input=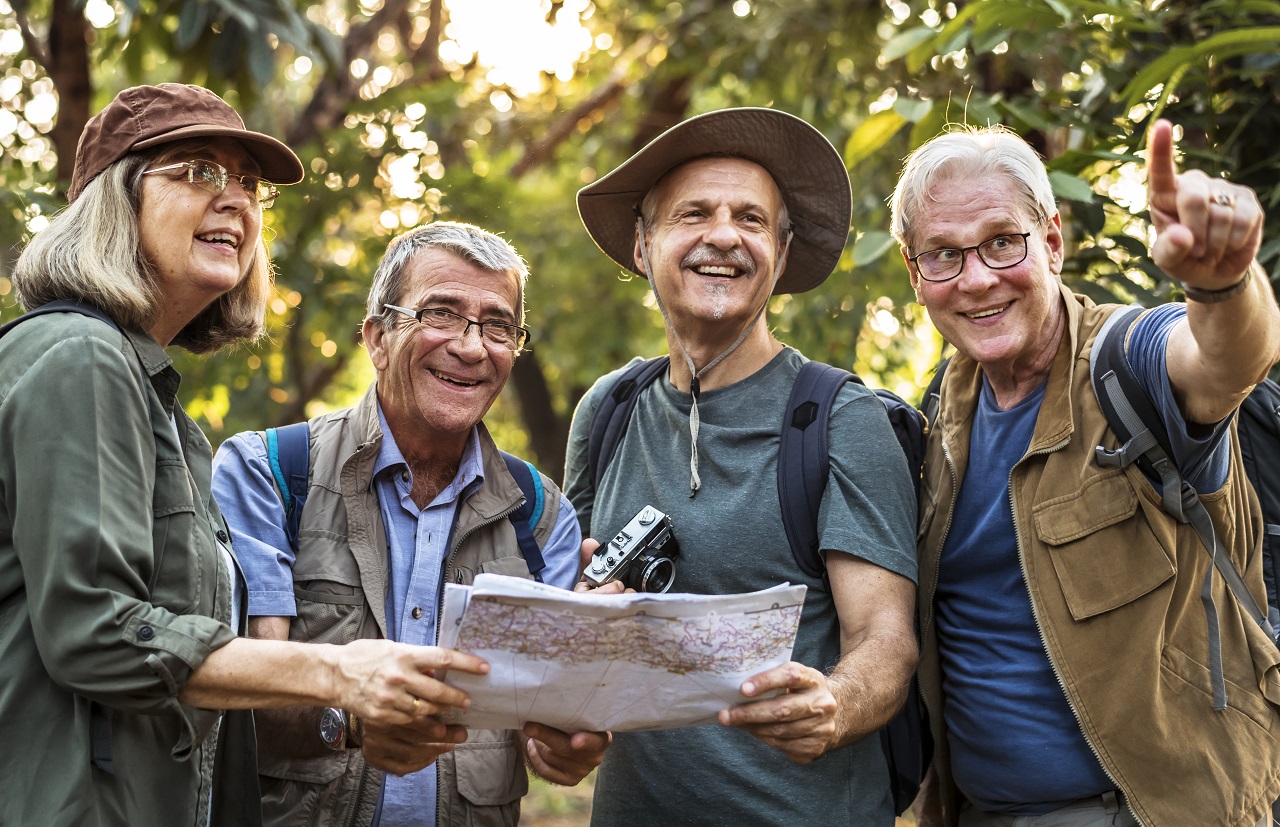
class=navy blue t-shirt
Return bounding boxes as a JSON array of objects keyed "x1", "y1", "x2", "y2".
[{"x1": 935, "y1": 304, "x2": 1231, "y2": 813}]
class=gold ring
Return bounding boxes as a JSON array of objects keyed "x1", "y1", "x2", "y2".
[
  {"x1": 1213, "y1": 192, "x2": 1235, "y2": 207},
  {"x1": 412, "y1": 697, "x2": 421, "y2": 714}
]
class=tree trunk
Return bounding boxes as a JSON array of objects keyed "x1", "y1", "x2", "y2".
[
  {"x1": 509, "y1": 350, "x2": 570, "y2": 483},
  {"x1": 48, "y1": 0, "x2": 91, "y2": 194}
]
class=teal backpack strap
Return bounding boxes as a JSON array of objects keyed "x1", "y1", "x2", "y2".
[
  {"x1": 263, "y1": 422, "x2": 310, "y2": 551},
  {"x1": 500, "y1": 450, "x2": 547, "y2": 581}
]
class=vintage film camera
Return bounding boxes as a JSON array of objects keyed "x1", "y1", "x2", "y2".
[{"x1": 584, "y1": 505, "x2": 680, "y2": 593}]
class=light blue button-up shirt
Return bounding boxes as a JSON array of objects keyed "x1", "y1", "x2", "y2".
[{"x1": 212, "y1": 404, "x2": 582, "y2": 826}]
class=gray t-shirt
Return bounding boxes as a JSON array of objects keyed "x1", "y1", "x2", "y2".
[{"x1": 563, "y1": 346, "x2": 917, "y2": 827}]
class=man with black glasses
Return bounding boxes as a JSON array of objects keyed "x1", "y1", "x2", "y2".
[
  {"x1": 212, "y1": 221, "x2": 609, "y2": 827},
  {"x1": 894, "y1": 122, "x2": 1280, "y2": 827}
]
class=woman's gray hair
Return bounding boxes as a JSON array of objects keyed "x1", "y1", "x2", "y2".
[
  {"x1": 365, "y1": 221, "x2": 529, "y2": 328},
  {"x1": 13, "y1": 142, "x2": 272, "y2": 354},
  {"x1": 890, "y1": 124, "x2": 1057, "y2": 250}
]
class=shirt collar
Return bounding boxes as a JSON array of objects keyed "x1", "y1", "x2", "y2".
[
  {"x1": 371, "y1": 402, "x2": 485, "y2": 497},
  {"x1": 122, "y1": 328, "x2": 180, "y2": 413}
]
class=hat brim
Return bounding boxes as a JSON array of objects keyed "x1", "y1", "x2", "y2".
[
  {"x1": 135, "y1": 125, "x2": 304, "y2": 185},
  {"x1": 577, "y1": 108, "x2": 852, "y2": 295}
]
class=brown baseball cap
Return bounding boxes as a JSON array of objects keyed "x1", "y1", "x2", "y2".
[
  {"x1": 576, "y1": 107, "x2": 852, "y2": 295},
  {"x1": 67, "y1": 83, "x2": 304, "y2": 202}
]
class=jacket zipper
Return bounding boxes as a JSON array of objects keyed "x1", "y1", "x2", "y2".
[
  {"x1": 1007, "y1": 437, "x2": 1130, "y2": 810},
  {"x1": 346, "y1": 763, "x2": 370, "y2": 827}
]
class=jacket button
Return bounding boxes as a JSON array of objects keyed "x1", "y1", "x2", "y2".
[
  {"x1": 216, "y1": 530, "x2": 229, "y2": 543},
  {"x1": 138, "y1": 626, "x2": 155, "y2": 641},
  {"x1": 411, "y1": 607, "x2": 423, "y2": 620}
]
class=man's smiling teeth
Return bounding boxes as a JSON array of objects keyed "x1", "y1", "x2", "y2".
[
  {"x1": 694, "y1": 265, "x2": 738, "y2": 277},
  {"x1": 432, "y1": 370, "x2": 477, "y2": 387},
  {"x1": 968, "y1": 305, "x2": 1008, "y2": 319},
  {"x1": 197, "y1": 232, "x2": 238, "y2": 248}
]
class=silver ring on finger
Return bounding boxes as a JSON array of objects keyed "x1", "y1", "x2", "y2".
[{"x1": 1212, "y1": 192, "x2": 1235, "y2": 208}]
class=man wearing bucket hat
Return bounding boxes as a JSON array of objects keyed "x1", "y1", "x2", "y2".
[{"x1": 564, "y1": 108, "x2": 919, "y2": 825}]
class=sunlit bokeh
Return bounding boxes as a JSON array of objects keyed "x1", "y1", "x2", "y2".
[{"x1": 441, "y1": 0, "x2": 594, "y2": 97}]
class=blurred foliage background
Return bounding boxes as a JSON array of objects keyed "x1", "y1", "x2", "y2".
[{"x1": 2, "y1": 0, "x2": 1278, "y2": 481}]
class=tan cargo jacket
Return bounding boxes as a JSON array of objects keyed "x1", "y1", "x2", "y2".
[{"x1": 917, "y1": 288, "x2": 1280, "y2": 827}]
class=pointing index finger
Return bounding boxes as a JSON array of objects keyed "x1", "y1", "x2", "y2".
[{"x1": 1146, "y1": 119, "x2": 1178, "y2": 210}]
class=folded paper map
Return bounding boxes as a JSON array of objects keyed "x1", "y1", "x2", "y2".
[{"x1": 438, "y1": 573, "x2": 806, "y2": 732}]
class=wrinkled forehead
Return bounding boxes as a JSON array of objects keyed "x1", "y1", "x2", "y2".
[
  {"x1": 649, "y1": 154, "x2": 785, "y2": 208},
  {"x1": 912, "y1": 172, "x2": 1040, "y2": 243}
]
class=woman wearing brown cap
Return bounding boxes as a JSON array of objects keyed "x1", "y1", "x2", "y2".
[{"x1": 0, "y1": 84, "x2": 487, "y2": 827}]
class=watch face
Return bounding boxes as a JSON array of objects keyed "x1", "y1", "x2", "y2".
[{"x1": 319, "y1": 708, "x2": 344, "y2": 749}]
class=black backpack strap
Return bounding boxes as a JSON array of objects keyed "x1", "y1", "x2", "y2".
[
  {"x1": 1237, "y1": 380, "x2": 1280, "y2": 635},
  {"x1": 777, "y1": 361, "x2": 854, "y2": 580},
  {"x1": 1090, "y1": 306, "x2": 1273, "y2": 710},
  {"x1": 587, "y1": 356, "x2": 671, "y2": 491},
  {"x1": 263, "y1": 422, "x2": 311, "y2": 552},
  {"x1": 500, "y1": 451, "x2": 547, "y2": 582},
  {"x1": 780, "y1": 361, "x2": 931, "y2": 814},
  {"x1": 0, "y1": 300, "x2": 118, "y2": 339}
]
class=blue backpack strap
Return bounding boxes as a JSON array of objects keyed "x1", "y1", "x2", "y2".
[
  {"x1": 500, "y1": 450, "x2": 547, "y2": 582},
  {"x1": 587, "y1": 356, "x2": 671, "y2": 490},
  {"x1": 777, "y1": 361, "x2": 854, "y2": 579},
  {"x1": 0, "y1": 300, "x2": 118, "y2": 339},
  {"x1": 265, "y1": 422, "x2": 311, "y2": 552}
]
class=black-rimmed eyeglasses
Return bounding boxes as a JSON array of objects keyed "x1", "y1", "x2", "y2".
[
  {"x1": 384, "y1": 304, "x2": 532, "y2": 352},
  {"x1": 909, "y1": 232, "x2": 1032, "y2": 283},
  {"x1": 143, "y1": 160, "x2": 280, "y2": 208}
]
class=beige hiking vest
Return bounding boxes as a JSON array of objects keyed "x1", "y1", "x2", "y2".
[{"x1": 258, "y1": 385, "x2": 562, "y2": 827}]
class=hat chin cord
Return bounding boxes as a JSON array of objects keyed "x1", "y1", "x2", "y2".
[{"x1": 635, "y1": 216, "x2": 793, "y2": 497}]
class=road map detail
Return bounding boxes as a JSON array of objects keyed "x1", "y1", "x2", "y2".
[{"x1": 439, "y1": 574, "x2": 806, "y2": 732}]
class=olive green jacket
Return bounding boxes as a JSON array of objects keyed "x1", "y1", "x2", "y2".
[
  {"x1": 255, "y1": 385, "x2": 562, "y2": 827},
  {"x1": 918, "y1": 288, "x2": 1280, "y2": 827},
  {"x1": 0, "y1": 311, "x2": 252, "y2": 827}
]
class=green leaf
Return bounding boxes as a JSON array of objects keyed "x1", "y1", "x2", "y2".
[
  {"x1": 1049, "y1": 170, "x2": 1095, "y2": 204},
  {"x1": 881, "y1": 27, "x2": 936, "y2": 62},
  {"x1": 1121, "y1": 28, "x2": 1280, "y2": 110},
  {"x1": 248, "y1": 34, "x2": 276, "y2": 89},
  {"x1": 892, "y1": 97, "x2": 932, "y2": 124},
  {"x1": 844, "y1": 110, "x2": 906, "y2": 168},
  {"x1": 853, "y1": 230, "x2": 898, "y2": 267},
  {"x1": 177, "y1": 1, "x2": 210, "y2": 50}
]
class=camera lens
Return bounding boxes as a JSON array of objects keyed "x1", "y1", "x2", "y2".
[{"x1": 638, "y1": 556, "x2": 676, "y2": 593}]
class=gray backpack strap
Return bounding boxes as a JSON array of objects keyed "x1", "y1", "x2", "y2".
[{"x1": 1090, "y1": 307, "x2": 1273, "y2": 711}]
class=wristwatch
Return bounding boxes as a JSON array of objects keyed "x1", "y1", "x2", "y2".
[{"x1": 319, "y1": 707, "x2": 348, "y2": 751}]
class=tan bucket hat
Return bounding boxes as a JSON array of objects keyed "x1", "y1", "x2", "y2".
[
  {"x1": 577, "y1": 107, "x2": 852, "y2": 295},
  {"x1": 69, "y1": 83, "x2": 304, "y2": 202}
]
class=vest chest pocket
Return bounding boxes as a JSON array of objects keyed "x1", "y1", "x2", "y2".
[
  {"x1": 1033, "y1": 469, "x2": 1174, "y2": 620},
  {"x1": 290, "y1": 531, "x2": 368, "y2": 645}
]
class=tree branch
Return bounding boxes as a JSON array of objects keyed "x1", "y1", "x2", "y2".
[
  {"x1": 13, "y1": 8, "x2": 49, "y2": 67},
  {"x1": 509, "y1": 33, "x2": 656, "y2": 181}
]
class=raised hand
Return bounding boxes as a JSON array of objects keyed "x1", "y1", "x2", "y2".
[{"x1": 1146, "y1": 118, "x2": 1263, "y2": 289}]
